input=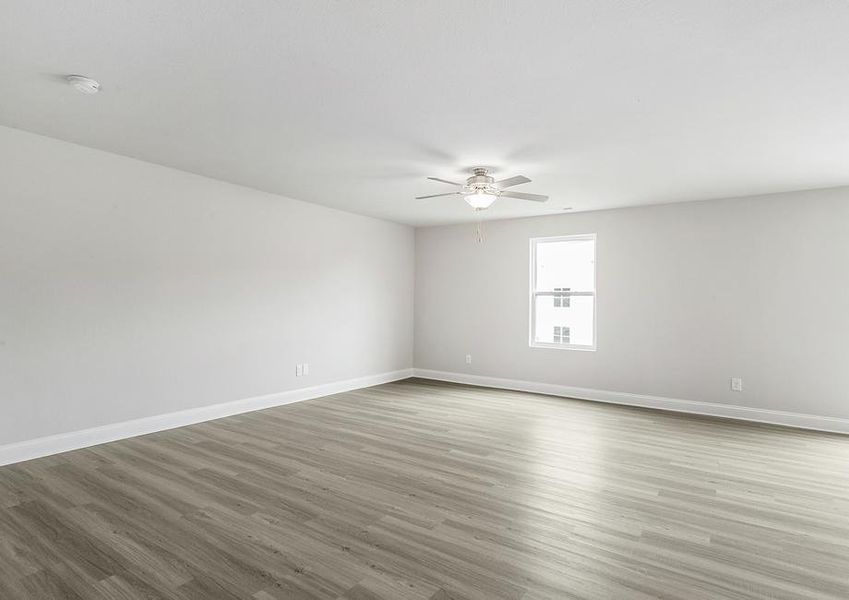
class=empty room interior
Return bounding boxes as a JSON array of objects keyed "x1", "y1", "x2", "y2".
[{"x1": 2, "y1": 2, "x2": 849, "y2": 599}]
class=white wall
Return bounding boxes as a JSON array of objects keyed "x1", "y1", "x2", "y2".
[
  {"x1": 415, "y1": 187, "x2": 849, "y2": 420},
  {"x1": 0, "y1": 126, "x2": 414, "y2": 446},
  {"x1": 4, "y1": 123, "x2": 848, "y2": 451}
]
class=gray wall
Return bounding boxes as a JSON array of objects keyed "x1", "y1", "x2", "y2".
[
  {"x1": 415, "y1": 187, "x2": 849, "y2": 419},
  {"x1": 0, "y1": 126, "x2": 414, "y2": 446}
]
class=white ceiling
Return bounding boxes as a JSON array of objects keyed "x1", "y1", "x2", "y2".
[{"x1": 2, "y1": 1, "x2": 848, "y2": 226}]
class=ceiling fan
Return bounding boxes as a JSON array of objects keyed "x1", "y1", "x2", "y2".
[{"x1": 416, "y1": 167, "x2": 549, "y2": 210}]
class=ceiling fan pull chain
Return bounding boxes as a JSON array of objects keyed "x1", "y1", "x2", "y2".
[{"x1": 474, "y1": 209, "x2": 486, "y2": 243}]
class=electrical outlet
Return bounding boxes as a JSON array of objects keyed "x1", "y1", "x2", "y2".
[
  {"x1": 465, "y1": 354, "x2": 472, "y2": 365},
  {"x1": 730, "y1": 377, "x2": 743, "y2": 392}
]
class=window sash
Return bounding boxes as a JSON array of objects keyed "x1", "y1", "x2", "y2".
[{"x1": 534, "y1": 290, "x2": 594, "y2": 297}]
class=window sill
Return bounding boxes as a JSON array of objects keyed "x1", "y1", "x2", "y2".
[{"x1": 530, "y1": 341, "x2": 596, "y2": 351}]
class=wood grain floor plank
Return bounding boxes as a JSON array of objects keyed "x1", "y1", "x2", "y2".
[{"x1": 1, "y1": 378, "x2": 848, "y2": 598}]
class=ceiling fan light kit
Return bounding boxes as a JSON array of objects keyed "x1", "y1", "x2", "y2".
[
  {"x1": 465, "y1": 189, "x2": 497, "y2": 209},
  {"x1": 416, "y1": 167, "x2": 549, "y2": 211}
]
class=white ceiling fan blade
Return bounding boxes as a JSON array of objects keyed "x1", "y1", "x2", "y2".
[
  {"x1": 426, "y1": 176, "x2": 462, "y2": 186},
  {"x1": 501, "y1": 191, "x2": 549, "y2": 202},
  {"x1": 495, "y1": 175, "x2": 531, "y2": 189},
  {"x1": 415, "y1": 192, "x2": 462, "y2": 199}
]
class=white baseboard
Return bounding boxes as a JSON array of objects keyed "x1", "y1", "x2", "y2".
[
  {"x1": 0, "y1": 368, "x2": 414, "y2": 467},
  {"x1": 5, "y1": 367, "x2": 844, "y2": 467},
  {"x1": 413, "y1": 369, "x2": 849, "y2": 435}
]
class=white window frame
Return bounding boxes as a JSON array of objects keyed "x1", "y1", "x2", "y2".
[{"x1": 529, "y1": 234, "x2": 597, "y2": 351}]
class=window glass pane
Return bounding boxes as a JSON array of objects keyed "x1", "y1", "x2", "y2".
[
  {"x1": 533, "y1": 294, "x2": 594, "y2": 346},
  {"x1": 535, "y1": 239, "x2": 594, "y2": 292}
]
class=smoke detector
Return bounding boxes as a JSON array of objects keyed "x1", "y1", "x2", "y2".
[{"x1": 67, "y1": 75, "x2": 100, "y2": 95}]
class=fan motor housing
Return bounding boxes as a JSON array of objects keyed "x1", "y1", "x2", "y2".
[{"x1": 467, "y1": 168, "x2": 495, "y2": 189}]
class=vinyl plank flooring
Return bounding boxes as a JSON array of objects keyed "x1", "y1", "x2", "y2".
[{"x1": 0, "y1": 378, "x2": 848, "y2": 599}]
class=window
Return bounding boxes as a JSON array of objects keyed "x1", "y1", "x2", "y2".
[
  {"x1": 553, "y1": 326, "x2": 570, "y2": 344},
  {"x1": 553, "y1": 287, "x2": 571, "y2": 308},
  {"x1": 530, "y1": 234, "x2": 596, "y2": 350}
]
